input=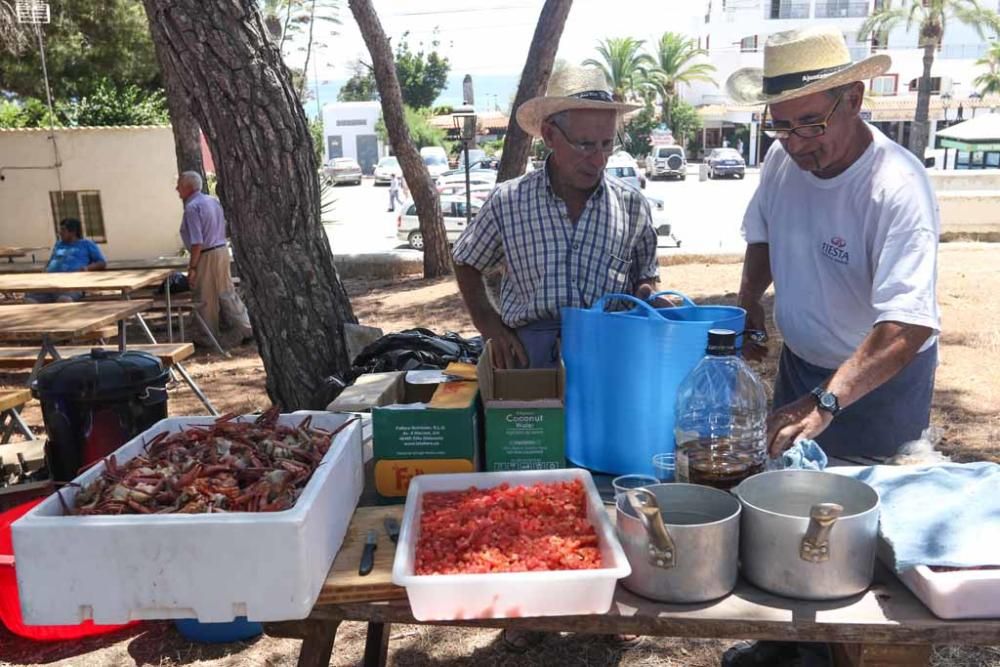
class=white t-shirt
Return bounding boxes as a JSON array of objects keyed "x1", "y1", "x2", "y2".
[{"x1": 742, "y1": 125, "x2": 940, "y2": 369}]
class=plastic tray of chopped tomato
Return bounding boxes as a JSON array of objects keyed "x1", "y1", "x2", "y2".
[{"x1": 392, "y1": 469, "x2": 631, "y2": 621}]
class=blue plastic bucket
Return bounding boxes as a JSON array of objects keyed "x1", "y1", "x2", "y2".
[
  {"x1": 175, "y1": 617, "x2": 263, "y2": 644},
  {"x1": 562, "y1": 291, "x2": 745, "y2": 476}
]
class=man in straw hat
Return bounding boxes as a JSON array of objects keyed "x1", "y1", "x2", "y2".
[
  {"x1": 726, "y1": 26, "x2": 941, "y2": 665},
  {"x1": 452, "y1": 65, "x2": 661, "y2": 370}
]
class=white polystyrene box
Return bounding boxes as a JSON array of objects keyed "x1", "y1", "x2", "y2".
[
  {"x1": 392, "y1": 469, "x2": 631, "y2": 621},
  {"x1": 12, "y1": 411, "x2": 363, "y2": 625}
]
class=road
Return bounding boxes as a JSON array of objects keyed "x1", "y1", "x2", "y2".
[{"x1": 321, "y1": 166, "x2": 759, "y2": 257}]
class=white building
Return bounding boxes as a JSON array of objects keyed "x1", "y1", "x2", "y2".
[
  {"x1": 321, "y1": 101, "x2": 383, "y2": 174},
  {"x1": 689, "y1": 0, "x2": 996, "y2": 164},
  {"x1": 0, "y1": 126, "x2": 185, "y2": 262}
]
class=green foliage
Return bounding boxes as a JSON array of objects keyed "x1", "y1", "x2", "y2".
[
  {"x1": 308, "y1": 117, "x2": 325, "y2": 164},
  {"x1": 622, "y1": 105, "x2": 658, "y2": 157},
  {"x1": 0, "y1": 0, "x2": 161, "y2": 101},
  {"x1": 394, "y1": 31, "x2": 451, "y2": 109},
  {"x1": 582, "y1": 37, "x2": 655, "y2": 102},
  {"x1": 337, "y1": 61, "x2": 378, "y2": 102},
  {"x1": 974, "y1": 41, "x2": 1000, "y2": 95},
  {"x1": 670, "y1": 99, "x2": 702, "y2": 145},
  {"x1": 73, "y1": 80, "x2": 169, "y2": 126},
  {"x1": 258, "y1": 0, "x2": 341, "y2": 53},
  {"x1": 481, "y1": 138, "x2": 505, "y2": 155},
  {"x1": 404, "y1": 105, "x2": 446, "y2": 149},
  {"x1": 645, "y1": 32, "x2": 716, "y2": 130}
]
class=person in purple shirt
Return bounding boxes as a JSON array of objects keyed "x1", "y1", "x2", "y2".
[
  {"x1": 175, "y1": 171, "x2": 252, "y2": 348},
  {"x1": 26, "y1": 218, "x2": 106, "y2": 304}
]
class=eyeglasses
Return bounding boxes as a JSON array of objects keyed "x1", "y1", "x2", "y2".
[
  {"x1": 548, "y1": 121, "x2": 620, "y2": 156},
  {"x1": 762, "y1": 91, "x2": 845, "y2": 140}
]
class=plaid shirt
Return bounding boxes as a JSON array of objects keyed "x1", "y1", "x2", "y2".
[{"x1": 452, "y1": 161, "x2": 659, "y2": 327}]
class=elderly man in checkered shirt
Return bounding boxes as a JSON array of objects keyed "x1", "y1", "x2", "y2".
[{"x1": 453, "y1": 66, "x2": 661, "y2": 369}]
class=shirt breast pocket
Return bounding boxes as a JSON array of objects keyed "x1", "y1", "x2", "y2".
[{"x1": 605, "y1": 253, "x2": 632, "y2": 294}]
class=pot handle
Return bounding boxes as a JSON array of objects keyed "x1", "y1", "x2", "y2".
[
  {"x1": 800, "y1": 503, "x2": 843, "y2": 563},
  {"x1": 626, "y1": 488, "x2": 676, "y2": 570}
]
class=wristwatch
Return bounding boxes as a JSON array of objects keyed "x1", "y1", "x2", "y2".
[{"x1": 810, "y1": 386, "x2": 841, "y2": 417}]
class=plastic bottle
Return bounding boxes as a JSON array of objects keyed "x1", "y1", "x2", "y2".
[{"x1": 674, "y1": 329, "x2": 768, "y2": 490}]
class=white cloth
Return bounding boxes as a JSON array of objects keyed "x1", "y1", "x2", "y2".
[{"x1": 742, "y1": 125, "x2": 940, "y2": 369}]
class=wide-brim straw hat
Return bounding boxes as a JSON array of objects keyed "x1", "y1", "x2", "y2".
[
  {"x1": 726, "y1": 26, "x2": 891, "y2": 105},
  {"x1": 516, "y1": 65, "x2": 640, "y2": 137}
]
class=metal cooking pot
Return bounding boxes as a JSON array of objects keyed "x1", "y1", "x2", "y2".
[
  {"x1": 616, "y1": 483, "x2": 741, "y2": 603},
  {"x1": 734, "y1": 470, "x2": 880, "y2": 600}
]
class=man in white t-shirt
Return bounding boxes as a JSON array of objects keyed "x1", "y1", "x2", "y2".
[{"x1": 729, "y1": 27, "x2": 940, "y2": 464}]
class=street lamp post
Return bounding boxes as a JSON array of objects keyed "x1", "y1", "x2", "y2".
[
  {"x1": 452, "y1": 105, "x2": 477, "y2": 227},
  {"x1": 941, "y1": 93, "x2": 952, "y2": 170}
]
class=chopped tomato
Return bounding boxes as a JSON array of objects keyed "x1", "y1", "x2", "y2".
[{"x1": 414, "y1": 480, "x2": 603, "y2": 575}]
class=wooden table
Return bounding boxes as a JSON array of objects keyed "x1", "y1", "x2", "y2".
[
  {"x1": 267, "y1": 493, "x2": 1000, "y2": 667},
  {"x1": 0, "y1": 300, "x2": 152, "y2": 379},
  {"x1": 0, "y1": 269, "x2": 175, "y2": 341},
  {"x1": 0, "y1": 246, "x2": 47, "y2": 264}
]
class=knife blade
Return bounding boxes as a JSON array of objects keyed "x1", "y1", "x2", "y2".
[
  {"x1": 358, "y1": 529, "x2": 377, "y2": 576},
  {"x1": 383, "y1": 516, "x2": 400, "y2": 543}
]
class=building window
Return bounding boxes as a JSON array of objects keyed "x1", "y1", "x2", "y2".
[
  {"x1": 740, "y1": 35, "x2": 758, "y2": 52},
  {"x1": 335, "y1": 119, "x2": 367, "y2": 127},
  {"x1": 815, "y1": 1, "x2": 869, "y2": 17},
  {"x1": 870, "y1": 74, "x2": 898, "y2": 96},
  {"x1": 874, "y1": 0, "x2": 888, "y2": 9},
  {"x1": 768, "y1": 0, "x2": 810, "y2": 18},
  {"x1": 49, "y1": 191, "x2": 107, "y2": 243},
  {"x1": 908, "y1": 76, "x2": 942, "y2": 94}
]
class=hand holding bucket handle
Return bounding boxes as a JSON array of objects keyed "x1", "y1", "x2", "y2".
[
  {"x1": 593, "y1": 293, "x2": 668, "y2": 318},
  {"x1": 644, "y1": 290, "x2": 697, "y2": 309}
]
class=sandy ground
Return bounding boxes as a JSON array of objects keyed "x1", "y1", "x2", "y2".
[{"x1": 1, "y1": 243, "x2": 998, "y2": 666}]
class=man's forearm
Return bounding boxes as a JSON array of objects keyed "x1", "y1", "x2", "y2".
[
  {"x1": 737, "y1": 242, "x2": 772, "y2": 308},
  {"x1": 454, "y1": 263, "x2": 502, "y2": 332},
  {"x1": 188, "y1": 244, "x2": 202, "y2": 270},
  {"x1": 825, "y1": 322, "x2": 933, "y2": 410}
]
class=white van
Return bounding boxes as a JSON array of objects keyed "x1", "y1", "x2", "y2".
[{"x1": 419, "y1": 146, "x2": 450, "y2": 178}]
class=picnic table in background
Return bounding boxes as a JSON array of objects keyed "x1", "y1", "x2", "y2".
[
  {"x1": 0, "y1": 300, "x2": 151, "y2": 379},
  {"x1": 0, "y1": 269, "x2": 175, "y2": 342},
  {"x1": 264, "y1": 459, "x2": 1000, "y2": 667},
  {"x1": 0, "y1": 247, "x2": 48, "y2": 264}
]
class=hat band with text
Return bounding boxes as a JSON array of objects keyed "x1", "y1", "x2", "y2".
[
  {"x1": 762, "y1": 62, "x2": 852, "y2": 95},
  {"x1": 570, "y1": 90, "x2": 614, "y2": 103}
]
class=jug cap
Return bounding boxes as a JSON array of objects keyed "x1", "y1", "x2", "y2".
[{"x1": 707, "y1": 329, "x2": 737, "y2": 356}]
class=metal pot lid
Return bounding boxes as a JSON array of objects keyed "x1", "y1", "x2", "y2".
[{"x1": 733, "y1": 469, "x2": 879, "y2": 519}]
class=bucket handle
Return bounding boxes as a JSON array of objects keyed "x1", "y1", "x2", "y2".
[
  {"x1": 645, "y1": 290, "x2": 697, "y2": 308},
  {"x1": 592, "y1": 293, "x2": 666, "y2": 319}
]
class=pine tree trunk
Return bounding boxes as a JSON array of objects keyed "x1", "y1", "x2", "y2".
[
  {"x1": 497, "y1": 0, "x2": 573, "y2": 183},
  {"x1": 142, "y1": 0, "x2": 357, "y2": 410},
  {"x1": 909, "y1": 42, "x2": 935, "y2": 162},
  {"x1": 155, "y1": 45, "x2": 206, "y2": 188},
  {"x1": 348, "y1": 0, "x2": 451, "y2": 279}
]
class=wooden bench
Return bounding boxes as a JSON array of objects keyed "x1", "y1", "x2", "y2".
[
  {"x1": 0, "y1": 344, "x2": 217, "y2": 416},
  {"x1": 0, "y1": 388, "x2": 33, "y2": 444}
]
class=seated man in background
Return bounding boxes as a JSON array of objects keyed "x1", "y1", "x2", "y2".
[{"x1": 25, "y1": 218, "x2": 106, "y2": 303}]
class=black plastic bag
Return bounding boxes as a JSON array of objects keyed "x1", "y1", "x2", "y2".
[{"x1": 350, "y1": 328, "x2": 483, "y2": 379}]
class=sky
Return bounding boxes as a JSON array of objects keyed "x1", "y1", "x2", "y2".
[{"x1": 284, "y1": 0, "x2": 706, "y2": 114}]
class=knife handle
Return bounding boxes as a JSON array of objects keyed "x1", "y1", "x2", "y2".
[{"x1": 359, "y1": 542, "x2": 377, "y2": 576}]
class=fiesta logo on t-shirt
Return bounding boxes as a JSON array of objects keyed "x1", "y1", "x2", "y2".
[{"x1": 821, "y1": 236, "x2": 849, "y2": 264}]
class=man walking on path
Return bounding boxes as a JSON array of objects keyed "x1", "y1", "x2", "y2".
[
  {"x1": 175, "y1": 171, "x2": 253, "y2": 349},
  {"x1": 388, "y1": 173, "x2": 404, "y2": 212}
]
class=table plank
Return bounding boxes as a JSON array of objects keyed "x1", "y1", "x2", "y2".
[
  {"x1": 0, "y1": 301, "x2": 152, "y2": 340},
  {"x1": 315, "y1": 506, "x2": 1000, "y2": 645},
  {"x1": 0, "y1": 269, "x2": 173, "y2": 294},
  {"x1": 0, "y1": 389, "x2": 31, "y2": 412}
]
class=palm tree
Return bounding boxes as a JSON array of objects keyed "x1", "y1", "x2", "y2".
[
  {"x1": 646, "y1": 32, "x2": 717, "y2": 133},
  {"x1": 859, "y1": 0, "x2": 1000, "y2": 161},
  {"x1": 974, "y1": 40, "x2": 1000, "y2": 95},
  {"x1": 583, "y1": 37, "x2": 655, "y2": 102}
]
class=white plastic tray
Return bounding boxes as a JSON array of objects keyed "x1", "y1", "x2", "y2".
[
  {"x1": 392, "y1": 469, "x2": 631, "y2": 621},
  {"x1": 13, "y1": 411, "x2": 363, "y2": 625}
]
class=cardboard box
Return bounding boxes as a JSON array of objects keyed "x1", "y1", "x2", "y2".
[
  {"x1": 326, "y1": 371, "x2": 404, "y2": 413},
  {"x1": 477, "y1": 341, "x2": 565, "y2": 471},
  {"x1": 372, "y1": 366, "x2": 481, "y2": 501}
]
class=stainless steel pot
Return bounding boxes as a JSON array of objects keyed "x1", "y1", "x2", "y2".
[
  {"x1": 734, "y1": 470, "x2": 880, "y2": 600},
  {"x1": 616, "y1": 483, "x2": 741, "y2": 603}
]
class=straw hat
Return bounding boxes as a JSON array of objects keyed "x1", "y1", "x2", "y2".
[
  {"x1": 726, "y1": 26, "x2": 891, "y2": 105},
  {"x1": 516, "y1": 65, "x2": 640, "y2": 137}
]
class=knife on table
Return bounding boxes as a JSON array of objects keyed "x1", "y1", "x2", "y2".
[
  {"x1": 359, "y1": 529, "x2": 377, "y2": 576},
  {"x1": 383, "y1": 516, "x2": 400, "y2": 543}
]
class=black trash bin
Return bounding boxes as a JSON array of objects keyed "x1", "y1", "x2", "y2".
[{"x1": 31, "y1": 349, "x2": 169, "y2": 482}]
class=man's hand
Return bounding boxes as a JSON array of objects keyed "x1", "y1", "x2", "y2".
[
  {"x1": 187, "y1": 267, "x2": 198, "y2": 289},
  {"x1": 765, "y1": 394, "x2": 833, "y2": 458},
  {"x1": 741, "y1": 299, "x2": 769, "y2": 362},
  {"x1": 635, "y1": 282, "x2": 674, "y2": 309},
  {"x1": 482, "y1": 321, "x2": 528, "y2": 369}
]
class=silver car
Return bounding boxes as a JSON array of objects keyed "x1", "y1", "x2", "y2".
[
  {"x1": 373, "y1": 156, "x2": 402, "y2": 185},
  {"x1": 396, "y1": 196, "x2": 481, "y2": 250},
  {"x1": 323, "y1": 157, "x2": 362, "y2": 186}
]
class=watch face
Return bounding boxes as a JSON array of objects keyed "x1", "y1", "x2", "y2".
[{"x1": 820, "y1": 393, "x2": 836, "y2": 409}]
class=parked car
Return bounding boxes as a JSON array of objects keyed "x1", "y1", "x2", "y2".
[
  {"x1": 605, "y1": 152, "x2": 646, "y2": 190},
  {"x1": 645, "y1": 145, "x2": 687, "y2": 180},
  {"x1": 436, "y1": 169, "x2": 497, "y2": 189},
  {"x1": 397, "y1": 196, "x2": 481, "y2": 250},
  {"x1": 373, "y1": 156, "x2": 402, "y2": 185},
  {"x1": 323, "y1": 158, "x2": 362, "y2": 186},
  {"x1": 420, "y1": 146, "x2": 450, "y2": 178},
  {"x1": 706, "y1": 148, "x2": 746, "y2": 179},
  {"x1": 437, "y1": 183, "x2": 495, "y2": 200},
  {"x1": 456, "y1": 148, "x2": 487, "y2": 170}
]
